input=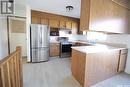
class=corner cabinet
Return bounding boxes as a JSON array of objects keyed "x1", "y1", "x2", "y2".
[{"x1": 80, "y1": 0, "x2": 130, "y2": 33}]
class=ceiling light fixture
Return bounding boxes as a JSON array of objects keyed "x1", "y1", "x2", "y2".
[{"x1": 66, "y1": 6, "x2": 74, "y2": 12}]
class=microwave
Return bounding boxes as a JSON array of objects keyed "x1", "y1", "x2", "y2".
[
  {"x1": 50, "y1": 28, "x2": 59, "y2": 36},
  {"x1": 50, "y1": 31, "x2": 59, "y2": 36}
]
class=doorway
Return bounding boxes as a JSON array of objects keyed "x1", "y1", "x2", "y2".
[{"x1": 8, "y1": 16, "x2": 27, "y2": 62}]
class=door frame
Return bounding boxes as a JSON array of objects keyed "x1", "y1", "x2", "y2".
[{"x1": 7, "y1": 16, "x2": 26, "y2": 54}]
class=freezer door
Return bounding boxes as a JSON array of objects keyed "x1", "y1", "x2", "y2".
[
  {"x1": 31, "y1": 47, "x2": 49, "y2": 62},
  {"x1": 31, "y1": 24, "x2": 42, "y2": 48},
  {"x1": 41, "y1": 25, "x2": 50, "y2": 47}
]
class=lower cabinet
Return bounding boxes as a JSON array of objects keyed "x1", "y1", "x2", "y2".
[
  {"x1": 50, "y1": 43, "x2": 60, "y2": 57},
  {"x1": 118, "y1": 49, "x2": 128, "y2": 72},
  {"x1": 71, "y1": 49, "x2": 128, "y2": 87}
]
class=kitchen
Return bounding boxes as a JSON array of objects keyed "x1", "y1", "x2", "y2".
[
  {"x1": 26, "y1": 0, "x2": 130, "y2": 86},
  {"x1": 0, "y1": 0, "x2": 130, "y2": 87}
]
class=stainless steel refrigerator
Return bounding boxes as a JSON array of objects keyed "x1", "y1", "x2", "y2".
[{"x1": 30, "y1": 24, "x2": 50, "y2": 62}]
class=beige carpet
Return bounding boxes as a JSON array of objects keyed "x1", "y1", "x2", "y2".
[{"x1": 23, "y1": 58, "x2": 130, "y2": 87}]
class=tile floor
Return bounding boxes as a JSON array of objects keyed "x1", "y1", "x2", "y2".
[{"x1": 23, "y1": 58, "x2": 130, "y2": 87}]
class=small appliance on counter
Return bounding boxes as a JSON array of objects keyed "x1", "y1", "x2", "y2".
[{"x1": 30, "y1": 24, "x2": 50, "y2": 62}]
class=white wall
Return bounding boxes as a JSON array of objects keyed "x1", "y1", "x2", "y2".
[
  {"x1": 0, "y1": 1, "x2": 26, "y2": 60},
  {"x1": 104, "y1": 34, "x2": 130, "y2": 74},
  {"x1": 68, "y1": 35, "x2": 87, "y2": 41},
  {"x1": 50, "y1": 35, "x2": 87, "y2": 43},
  {"x1": 0, "y1": 15, "x2": 9, "y2": 60}
]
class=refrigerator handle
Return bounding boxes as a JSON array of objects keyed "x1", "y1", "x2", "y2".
[{"x1": 41, "y1": 27, "x2": 43, "y2": 44}]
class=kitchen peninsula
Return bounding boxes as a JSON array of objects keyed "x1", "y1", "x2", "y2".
[{"x1": 71, "y1": 44, "x2": 128, "y2": 87}]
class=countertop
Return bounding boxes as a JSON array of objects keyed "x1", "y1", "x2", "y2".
[
  {"x1": 71, "y1": 44, "x2": 127, "y2": 54},
  {"x1": 50, "y1": 42, "x2": 60, "y2": 44}
]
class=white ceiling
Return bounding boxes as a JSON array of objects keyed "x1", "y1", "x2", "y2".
[{"x1": 27, "y1": 0, "x2": 81, "y2": 18}]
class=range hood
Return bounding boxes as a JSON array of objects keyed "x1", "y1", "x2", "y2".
[{"x1": 112, "y1": 0, "x2": 130, "y2": 9}]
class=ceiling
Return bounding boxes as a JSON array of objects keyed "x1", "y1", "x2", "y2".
[
  {"x1": 27, "y1": 0, "x2": 81, "y2": 18},
  {"x1": 112, "y1": 0, "x2": 130, "y2": 9}
]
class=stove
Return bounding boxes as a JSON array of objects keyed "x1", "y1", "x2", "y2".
[
  {"x1": 60, "y1": 42, "x2": 72, "y2": 58},
  {"x1": 57, "y1": 37, "x2": 72, "y2": 58}
]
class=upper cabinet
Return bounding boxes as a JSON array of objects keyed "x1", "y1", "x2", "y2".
[
  {"x1": 80, "y1": 0, "x2": 90, "y2": 31},
  {"x1": 72, "y1": 21, "x2": 78, "y2": 34},
  {"x1": 31, "y1": 17, "x2": 41, "y2": 24},
  {"x1": 31, "y1": 10, "x2": 79, "y2": 33},
  {"x1": 41, "y1": 18, "x2": 49, "y2": 25},
  {"x1": 66, "y1": 21, "x2": 72, "y2": 29},
  {"x1": 80, "y1": 0, "x2": 130, "y2": 34},
  {"x1": 49, "y1": 19, "x2": 59, "y2": 28},
  {"x1": 60, "y1": 21, "x2": 66, "y2": 29}
]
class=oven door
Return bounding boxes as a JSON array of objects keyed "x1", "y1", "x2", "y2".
[{"x1": 60, "y1": 44, "x2": 72, "y2": 58}]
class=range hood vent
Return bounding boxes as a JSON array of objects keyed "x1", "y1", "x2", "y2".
[{"x1": 112, "y1": 0, "x2": 130, "y2": 9}]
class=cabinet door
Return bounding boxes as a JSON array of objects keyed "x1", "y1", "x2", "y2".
[
  {"x1": 90, "y1": 0, "x2": 130, "y2": 33},
  {"x1": 31, "y1": 17, "x2": 41, "y2": 24},
  {"x1": 41, "y1": 18, "x2": 49, "y2": 25},
  {"x1": 118, "y1": 49, "x2": 128, "y2": 72},
  {"x1": 72, "y1": 22, "x2": 78, "y2": 34},
  {"x1": 60, "y1": 21, "x2": 66, "y2": 28},
  {"x1": 49, "y1": 19, "x2": 59, "y2": 28},
  {"x1": 66, "y1": 21, "x2": 72, "y2": 29},
  {"x1": 50, "y1": 43, "x2": 60, "y2": 57},
  {"x1": 80, "y1": 0, "x2": 90, "y2": 31}
]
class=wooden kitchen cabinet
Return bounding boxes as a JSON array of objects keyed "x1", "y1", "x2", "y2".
[
  {"x1": 89, "y1": 0, "x2": 130, "y2": 33},
  {"x1": 80, "y1": 0, "x2": 130, "y2": 33},
  {"x1": 31, "y1": 10, "x2": 79, "y2": 32},
  {"x1": 41, "y1": 18, "x2": 49, "y2": 25},
  {"x1": 72, "y1": 21, "x2": 78, "y2": 30},
  {"x1": 31, "y1": 16, "x2": 41, "y2": 24},
  {"x1": 49, "y1": 19, "x2": 60, "y2": 28},
  {"x1": 80, "y1": 0, "x2": 90, "y2": 31},
  {"x1": 72, "y1": 21, "x2": 78, "y2": 34},
  {"x1": 60, "y1": 21, "x2": 66, "y2": 28},
  {"x1": 50, "y1": 43, "x2": 60, "y2": 57},
  {"x1": 66, "y1": 21, "x2": 72, "y2": 29},
  {"x1": 71, "y1": 50, "x2": 86, "y2": 86},
  {"x1": 118, "y1": 49, "x2": 128, "y2": 72},
  {"x1": 71, "y1": 49, "x2": 120, "y2": 87}
]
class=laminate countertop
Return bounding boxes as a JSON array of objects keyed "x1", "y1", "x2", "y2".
[{"x1": 71, "y1": 44, "x2": 127, "y2": 54}]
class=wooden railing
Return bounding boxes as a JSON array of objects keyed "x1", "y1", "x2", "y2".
[{"x1": 0, "y1": 46, "x2": 23, "y2": 87}]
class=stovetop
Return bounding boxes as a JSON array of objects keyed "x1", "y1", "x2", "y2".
[{"x1": 60, "y1": 42, "x2": 73, "y2": 45}]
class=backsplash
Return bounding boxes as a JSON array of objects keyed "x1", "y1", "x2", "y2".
[
  {"x1": 50, "y1": 35, "x2": 87, "y2": 42},
  {"x1": 68, "y1": 35, "x2": 87, "y2": 41}
]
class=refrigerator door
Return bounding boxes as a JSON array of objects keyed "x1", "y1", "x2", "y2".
[
  {"x1": 31, "y1": 24, "x2": 42, "y2": 48},
  {"x1": 41, "y1": 25, "x2": 50, "y2": 47},
  {"x1": 31, "y1": 47, "x2": 49, "y2": 62}
]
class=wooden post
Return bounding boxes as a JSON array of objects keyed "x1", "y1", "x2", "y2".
[{"x1": 16, "y1": 46, "x2": 23, "y2": 87}]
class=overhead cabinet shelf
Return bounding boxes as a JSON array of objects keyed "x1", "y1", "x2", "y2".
[
  {"x1": 31, "y1": 10, "x2": 79, "y2": 33},
  {"x1": 80, "y1": 0, "x2": 130, "y2": 34}
]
